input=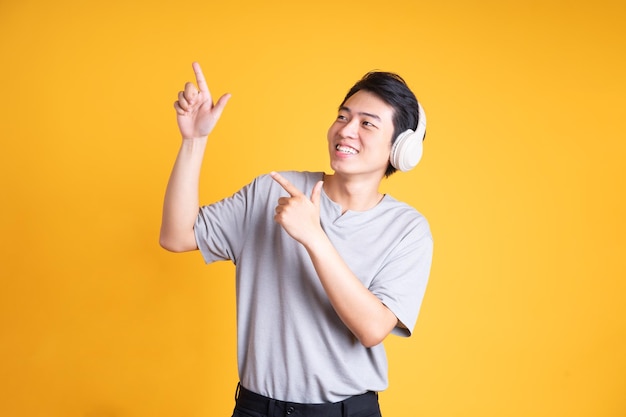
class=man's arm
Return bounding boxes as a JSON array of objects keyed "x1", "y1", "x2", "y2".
[
  {"x1": 159, "y1": 62, "x2": 231, "y2": 252},
  {"x1": 270, "y1": 172, "x2": 398, "y2": 348}
]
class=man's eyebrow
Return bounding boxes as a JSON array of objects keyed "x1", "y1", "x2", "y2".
[{"x1": 338, "y1": 106, "x2": 382, "y2": 121}]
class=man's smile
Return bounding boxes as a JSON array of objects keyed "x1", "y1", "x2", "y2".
[{"x1": 336, "y1": 144, "x2": 359, "y2": 155}]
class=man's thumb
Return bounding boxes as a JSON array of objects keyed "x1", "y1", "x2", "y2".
[
  {"x1": 310, "y1": 181, "x2": 323, "y2": 208},
  {"x1": 212, "y1": 93, "x2": 232, "y2": 119}
]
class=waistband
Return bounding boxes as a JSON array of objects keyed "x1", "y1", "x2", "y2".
[{"x1": 235, "y1": 384, "x2": 380, "y2": 417}]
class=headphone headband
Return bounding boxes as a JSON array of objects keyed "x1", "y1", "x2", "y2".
[{"x1": 415, "y1": 102, "x2": 427, "y2": 142}]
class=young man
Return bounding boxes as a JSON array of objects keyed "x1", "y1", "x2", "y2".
[{"x1": 160, "y1": 62, "x2": 433, "y2": 417}]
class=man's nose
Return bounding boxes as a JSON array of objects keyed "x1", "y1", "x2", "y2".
[{"x1": 338, "y1": 119, "x2": 359, "y2": 138}]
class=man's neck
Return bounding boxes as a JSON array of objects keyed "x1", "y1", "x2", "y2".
[{"x1": 323, "y1": 173, "x2": 384, "y2": 213}]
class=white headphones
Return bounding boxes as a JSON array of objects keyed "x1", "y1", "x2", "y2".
[{"x1": 389, "y1": 102, "x2": 427, "y2": 172}]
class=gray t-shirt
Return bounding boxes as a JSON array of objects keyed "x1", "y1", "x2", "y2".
[{"x1": 195, "y1": 171, "x2": 433, "y2": 403}]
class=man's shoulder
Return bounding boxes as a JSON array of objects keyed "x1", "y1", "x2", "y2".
[{"x1": 378, "y1": 195, "x2": 432, "y2": 238}]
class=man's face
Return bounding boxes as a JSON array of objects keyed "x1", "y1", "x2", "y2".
[{"x1": 327, "y1": 90, "x2": 395, "y2": 178}]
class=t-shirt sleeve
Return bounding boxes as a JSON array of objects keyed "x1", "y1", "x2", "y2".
[
  {"x1": 369, "y1": 215, "x2": 433, "y2": 337},
  {"x1": 194, "y1": 176, "x2": 262, "y2": 265}
]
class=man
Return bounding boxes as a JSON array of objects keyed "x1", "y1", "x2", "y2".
[{"x1": 160, "y1": 62, "x2": 433, "y2": 417}]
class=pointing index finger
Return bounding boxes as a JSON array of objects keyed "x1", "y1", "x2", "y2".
[
  {"x1": 270, "y1": 171, "x2": 302, "y2": 197},
  {"x1": 192, "y1": 62, "x2": 209, "y2": 94}
]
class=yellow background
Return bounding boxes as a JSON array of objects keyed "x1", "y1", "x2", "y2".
[{"x1": 1, "y1": 0, "x2": 625, "y2": 416}]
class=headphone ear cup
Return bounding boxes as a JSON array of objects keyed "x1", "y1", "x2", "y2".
[
  {"x1": 390, "y1": 130, "x2": 423, "y2": 172},
  {"x1": 389, "y1": 101, "x2": 427, "y2": 172}
]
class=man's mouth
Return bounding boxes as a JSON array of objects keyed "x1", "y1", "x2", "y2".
[{"x1": 336, "y1": 144, "x2": 358, "y2": 155}]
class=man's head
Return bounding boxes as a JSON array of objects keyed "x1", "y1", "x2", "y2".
[{"x1": 340, "y1": 71, "x2": 421, "y2": 177}]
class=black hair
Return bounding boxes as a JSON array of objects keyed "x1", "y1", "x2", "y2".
[{"x1": 341, "y1": 71, "x2": 420, "y2": 177}]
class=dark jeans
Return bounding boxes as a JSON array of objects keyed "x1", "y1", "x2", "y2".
[{"x1": 232, "y1": 384, "x2": 382, "y2": 417}]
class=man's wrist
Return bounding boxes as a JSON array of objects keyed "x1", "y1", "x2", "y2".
[{"x1": 182, "y1": 135, "x2": 208, "y2": 142}]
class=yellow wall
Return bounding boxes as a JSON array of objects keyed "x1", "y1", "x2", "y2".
[{"x1": 1, "y1": 1, "x2": 625, "y2": 416}]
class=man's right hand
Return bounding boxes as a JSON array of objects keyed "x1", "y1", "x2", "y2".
[{"x1": 174, "y1": 62, "x2": 231, "y2": 140}]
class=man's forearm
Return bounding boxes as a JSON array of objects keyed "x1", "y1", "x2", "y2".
[
  {"x1": 304, "y1": 234, "x2": 398, "y2": 348},
  {"x1": 159, "y1": 137, "x2": 208, "y2": 252}
]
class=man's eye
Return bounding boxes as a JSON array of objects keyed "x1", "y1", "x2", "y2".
[
  {"x1": 362, "y1": 121, "x2": 375, "y2": 127},
  {"x1": 337, "y1": 115, "x2": 347, "y2": 121}
]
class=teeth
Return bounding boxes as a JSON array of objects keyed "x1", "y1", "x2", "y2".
[{"x1": 336, "y1": 145, "x2": 358, "y2": 155}]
